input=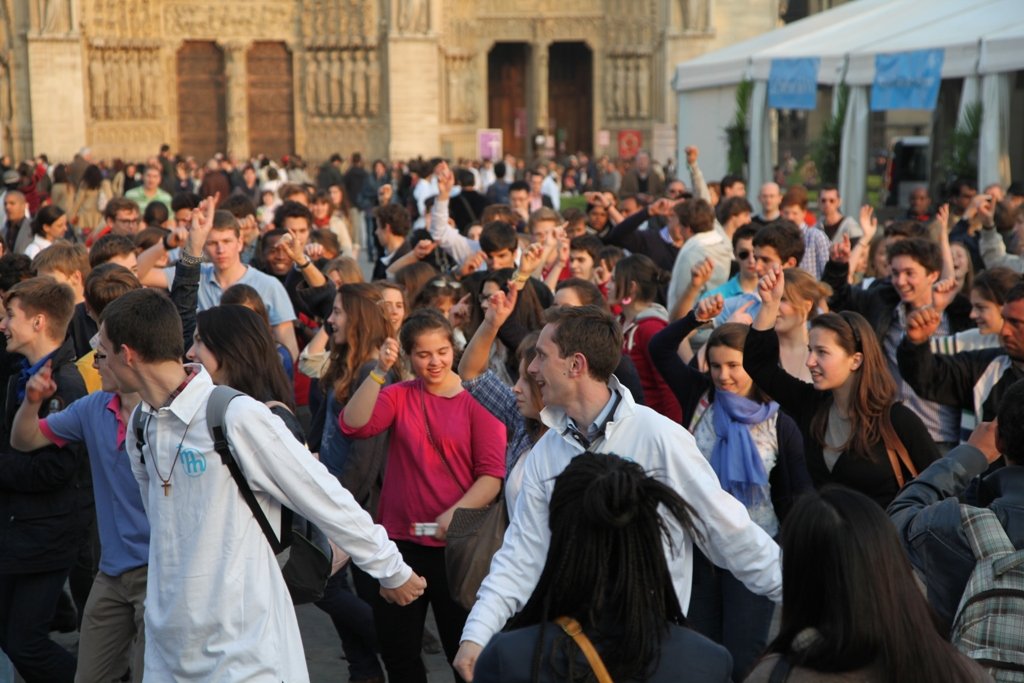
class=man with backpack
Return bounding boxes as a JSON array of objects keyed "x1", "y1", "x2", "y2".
[
  {"x1": 889, "y1": 380, "x2": 1024, "y2": 677},
  {"x1": 100, "y1": 287, "x2": 425, "y2": 682}
]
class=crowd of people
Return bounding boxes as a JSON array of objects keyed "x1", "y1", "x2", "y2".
[{"x1": 0, "y1": 141, "x2": 1022, "y2": 683}]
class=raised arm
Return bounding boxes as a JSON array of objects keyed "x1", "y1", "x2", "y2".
[
  {"x1": 649, "y1": 306, "x2": 714, "y2": 424},
  {"x1": 429, "y1": 162, "x2": 478, "y2": 265},
  {"x1": 745, "y1": 267, "x2": 819, "y2": 417},
  {"x1": 669, "y1": 256, "x2": 714, "y2": 321},
  {"x1": 459, "y1": 287, "x2": 517, "y2": 380},
  {"x1": 342, "y1": 337, "x2": 399, "y2": 430},
  {"x1": 11, "y1": 361, "x2": 57, "y2": 452},
  {"x1": 685, "y1": 146, "x2": 711, "y2": 202}
]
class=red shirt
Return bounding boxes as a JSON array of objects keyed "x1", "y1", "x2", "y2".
[
  {"x1": 339, "y1": 379, "x2": 506, "y2": 546},
  {"x1": 623, "y1": 316, "x2": 682, "y2": 423}
]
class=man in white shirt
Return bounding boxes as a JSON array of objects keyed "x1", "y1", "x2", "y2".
[
  {"x1": 452, "y1": 305, "x2": 782, "y2": 680},
  {"x1": 101, "y1": 288, "x2": 426, "y2": 682},
  {"x1": 666, "y1": 198, "x2": 733, "y2": 318}
]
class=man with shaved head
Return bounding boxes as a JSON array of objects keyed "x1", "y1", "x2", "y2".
[
  {"x1": 753, "y1": 182, "x2": 782, "y2": 225},
  {"x1": 2, "y1": 191, "x2": 30, "y2": 254}
]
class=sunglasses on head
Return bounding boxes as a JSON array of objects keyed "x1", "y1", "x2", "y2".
[{"x1": 429, "y1": 278, "x2": 462, "y2": 289}]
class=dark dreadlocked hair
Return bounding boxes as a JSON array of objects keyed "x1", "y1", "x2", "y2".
[{"x1": 511, "y1": 452, "x2": 703, "y2": 682}]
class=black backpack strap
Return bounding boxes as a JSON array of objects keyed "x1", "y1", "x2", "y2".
[
  {"x1": 131, "y1": 404, "x2": 147, "y2": 465},
  {"x1": 207, "y1": 386, "x2": 290, "y2": 553}
]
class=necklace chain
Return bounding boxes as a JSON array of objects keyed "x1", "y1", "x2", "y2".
[{"x1": 145, "y1": 413, "x2": 196, "y2": 496}]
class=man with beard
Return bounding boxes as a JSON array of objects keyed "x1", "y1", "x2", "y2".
[{"x1": 897, "y1": 282, "x2": 1024, "y2": 432}]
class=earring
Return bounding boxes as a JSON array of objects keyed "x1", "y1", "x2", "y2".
[{"x1": 620, "y1": 296, "x2": 633, "y2": 306}]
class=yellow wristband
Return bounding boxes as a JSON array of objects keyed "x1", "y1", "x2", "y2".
[{"x1": 369, "y1": 370, "x2": 387, "y2": 385}]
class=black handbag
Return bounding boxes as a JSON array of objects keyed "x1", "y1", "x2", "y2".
[{"x1": 207, "y1": 387, "x2": 333, "y2": 605}]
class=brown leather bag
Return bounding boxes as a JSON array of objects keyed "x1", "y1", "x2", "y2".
[
  {"x1": 884, "y1": 434, "x2": 918, "y2": 489},
  {"x1": 555, "y1": 617, "x2": 614, "y2": 683}
]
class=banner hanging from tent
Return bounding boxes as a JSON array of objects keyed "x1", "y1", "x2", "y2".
[
  {"x1": 768, "y1": 58, "x2": 820, "y2": 110},
  {"x1": 871, "y1": 49, "x2": 944, "y2": 111}
]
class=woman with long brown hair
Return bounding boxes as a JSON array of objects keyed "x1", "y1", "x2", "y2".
[{"x1": 744, "y1": 265, "x2": 938, "y2": 506}]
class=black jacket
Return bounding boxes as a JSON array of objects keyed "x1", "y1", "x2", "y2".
[
  {"x1": 896, "y1": 338, "x2": 1024, "y2": 423},
  {"x1": 823, "y1": 260, "x2": 973, "y2": 341},
  {"x1": 601, "y1": 208, "x2": 680, "y2": 273},
  {"x1": 744, "y1": 326, "x2": 938, "y2": 507},
  {"x1": 0, "y1": 339, "x2": 91, "y2": 573}
]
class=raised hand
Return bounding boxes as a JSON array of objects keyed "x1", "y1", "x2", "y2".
[
  {"x1": 25, "y1": 360, "x2": 56, "y2": 404},
  {"x1": 448, "y1": 293, "x2": 472, "y2": 328},
  {"x1": 685, "y1": 145, "x2": 699, "y2": 166},
  {"x1": 728, "y1": 299, "x2": 756, "y2": 326},
  {"x1": 830, "y1": 233, "x2": 851, "y2": 264},
  {"x1": 859, "y1": 205, "x2": 878, "y2": 243},
  {"x1": 485, "y1": 287, "x2": 518, "y2": 328},
  {"x1": 935, "y1": 203, "x2": 949, "y2": 228},
  {"x1": 905, "y1": 306, "x2": 941, "y2": 345},
  {"x1": 695, "y1": 294, "x2": 724, "y2": 323},
  {"x1": 931, "y1": 276, "x2": 958, "y2": 313},
  {"x1": 458, "y1": 251, "x2": 486, "y2": 278},
  {"x1": 304, "y1": 242, "x2": 326, "y2": 262},
  {"x1": 690, "y1": 257, "x2": 714, "y2": 289},
  {"x1": 518, "y1": 242, "x2": 545, "y2": 277},
  {"x1": 185, "y1": 194, "x2": 218, "y2": 255},
  {"x1": 413, "y1": 239, "x2": 437, "y2": 261},
  {"x1": 436, "y1": 162, "x2": 454, "y2": 201},
  {"x1": 376, "y1": 338, "x2": 401, "y2": 373},
  {"x1": 649, "y1": 198, "x2": 675, "y2": 217},
  {"x1": 758, "y1": 264, "x2": 785, "y2": 307}
]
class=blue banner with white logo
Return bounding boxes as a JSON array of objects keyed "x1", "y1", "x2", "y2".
[
  {"x1": 768, "y1": 58, "x2": 820, "y2": 110},
  {"x1": 871, "y1": 49, "x2": 944, "y2": 111}
]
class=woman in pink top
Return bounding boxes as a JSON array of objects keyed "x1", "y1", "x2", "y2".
[{"x1": 340, "y1": 308, "x2": 506, "y2": 683}]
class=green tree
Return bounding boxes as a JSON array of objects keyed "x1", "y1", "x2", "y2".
[
  {"x1": 944, "y1": 102, "x2": 981, "y2": 183},
  {"x1": 725, "y1": 80, "x2": 753, "y2": 176},
  {"x1": 811, "y1": 84, "x2": 848, "y2": 185}
]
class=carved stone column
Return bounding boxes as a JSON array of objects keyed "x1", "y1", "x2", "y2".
[{"x1": 221, "y1": 40, "x2": 250, "y2": 160}]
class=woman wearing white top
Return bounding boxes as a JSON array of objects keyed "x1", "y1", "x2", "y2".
[{"x1": 23, "y1": 205, "x2": 69, "y2": 259}]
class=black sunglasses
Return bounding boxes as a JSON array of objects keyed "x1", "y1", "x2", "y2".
[{"x1": 736, "y1": 250, "x2": 752, "y2": 260}]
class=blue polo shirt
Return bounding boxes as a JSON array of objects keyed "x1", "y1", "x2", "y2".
[
  {"x1": 163, "y1": 263, "x2": 296, "y2": 325},
  {"x1": 40, "y1": 391, "x2": 149, "y2": 576}
]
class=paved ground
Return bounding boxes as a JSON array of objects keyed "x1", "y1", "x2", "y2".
[{"x1": 42, "y1": 601, "x2": 454, "y2": 683}]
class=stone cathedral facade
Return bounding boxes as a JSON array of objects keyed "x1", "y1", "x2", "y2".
[{"x1": 0, "y1": 0, "x2": 778, "y2": 163}]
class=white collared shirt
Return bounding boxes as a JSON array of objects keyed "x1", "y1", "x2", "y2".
[{"x1": 129, "y1": 366, "x2": 411, "y2": 681}]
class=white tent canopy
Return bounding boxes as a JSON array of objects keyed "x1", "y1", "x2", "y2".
[{"x1": 674, "y1": 0, "x2": 1024, "y2": 206}]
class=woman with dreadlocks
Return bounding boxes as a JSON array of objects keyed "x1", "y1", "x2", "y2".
[{"x1": 473, "y1": 452, "x2": 732, "y2": 682}]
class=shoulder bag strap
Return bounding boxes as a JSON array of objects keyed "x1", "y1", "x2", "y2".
[
  {"x1": 554, "y1": 617, "x2": 614, "y2": 683},
  {"x1": 884, "y1": 438, "x2": 918, "y2": 489},
  {"x1": 420, "y1": 383, "x2": 467, "y2": 495},
  {"x1": 207, "y1": 386, "x2": 290, "y2": 553},
  {"x1": 132, "y1": 404, "x2": 147, "y2": 464}
]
